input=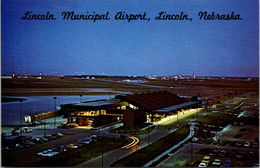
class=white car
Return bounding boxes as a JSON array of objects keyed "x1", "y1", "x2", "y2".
[
  {"x1": 192, "y1": 137, "x2": 198, "y2": 142},
  {"x1": 198, "y1": 162, "x2": 207, "y2": 167},
  {"x1": 212, "y1": 159, "x2": 221, "y2": 166},
  {"x1": 37, "y1": 150, "x2": 59, "y2": 157},
  {"x1": 79, "y1": 139, "x2": 90, "y2": 144}
]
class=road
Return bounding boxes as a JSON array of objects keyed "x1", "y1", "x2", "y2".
[{"x1": 144, "y1": 122, "x2": 195, "y2": 167}]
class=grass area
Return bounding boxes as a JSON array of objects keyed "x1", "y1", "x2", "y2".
[
  {"x1": 111, "y1": 126, "x2": 155, "y2": 136},
  {"x1": 110, "y1": 126, "x2": 190, "y2": 167},
  {"x1": 31, "y1": 137, "x2": 128, "y2": 167},
  {"x1": 196, "y1": 112, "x2": 232, "y2": 127},
  {"x1": 127, "y1": 127, "x2": 155, "y2": 136},
  {"x1": 197, "y1": 113, "x2": 230, "y2": 126},
  {"x1": 229, "y1": 97, "x2": 247, "y2": 108}
]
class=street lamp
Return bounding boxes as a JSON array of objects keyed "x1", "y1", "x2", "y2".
[
  {"x1": 177, "y1": 111, "x2": 179, "y2": 128},
  {"x1": 44, "y1": 118, "x2": 47, "y2": 137},
  {"x1": 101, "y1": 135, "x2": 104, "y2": 167},
  {"x1": 147, "y1": 128, "x2": 150, "y2": 146},
  {"x1": 19, "y1": 100, "x2": 24, "y2": 127},
  {"x1": 190, "y1": 132, "x2": 194, "y2": 166},
  {"x1": 80, "y1": 95, "x2": 82, "y2": 103},
  {"x1": 53, "y1": 97, "x2": 57, "y2": 125}
]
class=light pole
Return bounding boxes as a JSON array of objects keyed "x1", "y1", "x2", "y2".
[
  {"x1": 80, "y1": 95, "x2": 82, "y2": 103},
  {"x1": 191, "y1": 141, "x2": 193, "y2": 165},
  {"x1": 19, "y1": 100, "x2": 24, "y2": 127},
  {"x1": 177, "y1": 111, "x2": 179, "y2": 129},
  {"x1": 101, "y1": 135, "x2": 104, "y2": 167},
  {"x1": 147, "y1": 128, "x2": 150, "y2": 146},
  {"x1": 53, "y1": 97, "x2": 57, "y2": 125},
  {"x1": 197, "y1": 108, "x2": 199, "y2": 119},
  {"x1": 44, "y1": 118, "x2": 47, "y2": 136}
]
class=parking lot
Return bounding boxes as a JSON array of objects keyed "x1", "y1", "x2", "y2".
[
  {"x1": 2, "y1": 128, "x2": 95, "y2": 166},
  {"x1": 158, "y1": 136, "x2": 259, "y2": 167}
]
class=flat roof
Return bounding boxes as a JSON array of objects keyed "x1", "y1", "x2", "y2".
[
  {"x1": 155, "y1": 101, "x2": 199, "y2": 113},
  {"x1": 72, "y1": 99, "x2": 120, "y2": 107}
]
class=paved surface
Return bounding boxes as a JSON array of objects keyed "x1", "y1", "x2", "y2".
[
  {"x1": 158, "y1": 95, "x2": 259, "y2": 167},
  {"x1": 144, "y1": 122, "x2": 195, "y2": 167},
  {"x1": 158, "y1": 143, "x2": 259, "y2": 167},
  {"x1": 5, "y1": 128, "x2": 93, "y2": 166}
]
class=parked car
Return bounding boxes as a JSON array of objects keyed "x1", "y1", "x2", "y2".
[
  {"x1": 67, "y1": 144, "x2": 78, "y2": 149},
  {"x1": 91, "y1": 134, "x2": 101, "y2": 140},
  {"x1": 252, "y1": 142, "x2": 258, "y2": 148},
  {"x1": 205, "y1": 138, "x2": 213, "y2": 144},
  {"x1": 198, "y1": 138, "x2": 205, "y2": 144},
  {"x1": 79, "y1": 139, "x2": 91, "y2": 145},
  {"x1": 228, "y1": 148, "x2": 237, "y2": 157},
  {"x1": 192, "y1": 137, "x2": 198, "y2": 142},
  {"x1": 212, "y1": 159, "x2": 221, "y2": 167},
  {"x1": 236, "y1": 141, "x2": 243, "y2": 147},
  {"x1": 74, "y1": 142, "x2": 84, "y2": 147},
  {"x1": 15, "y1": 143, "x2": 24, "y2": 149},
  {"x1": 32, "y1": 137, "x2": 44, "y2": 143},
  {"x1": 213, "y1": 139, "x2": 219, "y2": 145},
  {"x1": 201, "y1": 156, "x2": 211, "y2": 164},
  {"x1": 21, "y1": 140, "x2": 35, "y2": 146},
  {"x1": 45, "y1": 134, "x2": 57, "y2": 140},
  {"x1": 209, "y1": 148, "x2": 220, "y2": 156},
  {"x1": 244, "y1": 141, "x2": 251, "y2": 147},
  {"x1": 235, "y1": 162, "x2": 244, "y2": 167},
  {"x1": 39, "y1": 137, "x2": 49, "y2": 142},
  {"x1": 85, "y1": 137, "x2": 92, "y2": 142},
  {"x1": 57, "y1": 133, "x2": 64, "y2": 137},
  {"x1": 218, "y1": 149, "x2": 227, "y2": 157},
  {"x1": 247, "y1": 150, "x2": 254, "y2": 159},
  {"x1": 37, "y1": 150, "x2": 48, "y2": 156},
  {"x1": 221, "y1": 160, "x2": 231, "y2": 167},
  {"x1": 219, "y1": 140, "x2": 227, "y2": 146},
  {"x1": 51, "y1": 134, "x2": 60, "y2": 139},
  {"x1": 56, "y1": 145, "x2": 69, "y2": 153},
  {"x1": 37, "y1": 150, "x2": 59, "y2": 157},
  {"x1": 198, "y1": 162, "x2": 207, "y2": 167},
  {"x1": 236, "y1": 149, "x2": 246, "y2": 158}
]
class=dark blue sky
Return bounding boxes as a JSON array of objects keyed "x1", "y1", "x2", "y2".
[{"x1": 2, "y1": 0, "x2": 259, "y2": 77}]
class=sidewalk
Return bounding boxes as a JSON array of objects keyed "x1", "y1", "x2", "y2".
[{"x1": 144, "y1": 122, "x2": 195, "y2": 167}]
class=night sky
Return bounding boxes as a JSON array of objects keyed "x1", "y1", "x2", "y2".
[{"x1": 2, "y1": 0, "x2": 259, "y2": 77}]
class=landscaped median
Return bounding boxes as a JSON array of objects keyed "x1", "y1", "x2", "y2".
[{"x1": 110, "y1": 126, "x2": 190, "y2": 167}]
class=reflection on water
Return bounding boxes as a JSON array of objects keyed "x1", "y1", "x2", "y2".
[
  {"x1": 3, "y1": 88, "x2": 130, "y2": 94},
  {"x1": 1, "y1": 95, "x2": 111, "y2": 126}
]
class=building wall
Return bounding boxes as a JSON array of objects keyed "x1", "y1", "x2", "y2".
[
  {"x1": 92, "y1": 116, "x2": 118, "y2": 127},
  {"x1": 76, "y1": 118, "x2": 89, "y2": 126},
  {"x1": 123, "y1": 110, "x2": 146, "y2": 129}
]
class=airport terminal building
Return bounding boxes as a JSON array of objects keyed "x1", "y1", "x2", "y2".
[{"x1": 60, "y1": 91, "x2": 200, "y2": 128}]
